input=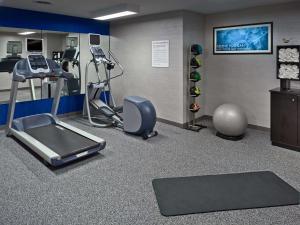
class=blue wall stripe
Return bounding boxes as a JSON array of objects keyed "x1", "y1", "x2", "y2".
[
  {"x1": 0, "y1": 7, "x2": 109, "y2": 35},
  {"x1": 0, "y1": 92, "x2": 110, "y2": 126},
  {"x1": 0, "y1": 95, "x2": 84, "y2": 125}
]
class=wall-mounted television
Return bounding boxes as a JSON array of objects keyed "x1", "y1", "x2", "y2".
[
  {"x1": 26, "y1": 38, "x2": 43, "y2": 52},
  {"x1": 89, "y1": 34, "x2": 100, "y2": 46}
]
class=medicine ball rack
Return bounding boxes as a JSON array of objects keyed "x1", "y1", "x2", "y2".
[{"x1": 187, "y1": 44, "x2": 207, "y2": 132}]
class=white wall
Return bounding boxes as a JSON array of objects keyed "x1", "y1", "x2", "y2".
[
  {"x1": 110, "y1": 12, "x2": 185, "y2": 124},
  {"x1": 204, "y1": 2, "x2": 300, "y2": 128},
  {"x1": 44, "y1": 33, "x2": 66, "y2": 58}
]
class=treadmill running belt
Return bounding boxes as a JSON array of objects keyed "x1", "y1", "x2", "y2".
[{"x1": 25, "y1": 124, "x2": 100, "y2": 158}]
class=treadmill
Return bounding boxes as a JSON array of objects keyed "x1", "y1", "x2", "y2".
[{"x1": 6, "y1": 54, "x2": 106, "y2": 166}]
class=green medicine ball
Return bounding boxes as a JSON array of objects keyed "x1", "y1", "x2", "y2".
[{"x1": 190, "y1": 71, "x2": 201, "y2": 81}]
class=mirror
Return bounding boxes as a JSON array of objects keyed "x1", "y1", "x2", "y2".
[
  {"x1": 0, "y1": 27, "x2": 43, "y2": 103},
  {"x1": 41, "y1": 30, "x2": 81, "y2": 98},
  {"x1": 0, "y1": 26, "x2": 111, "y2": 103}
]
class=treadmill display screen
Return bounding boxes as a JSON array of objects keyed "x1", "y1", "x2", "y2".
[
  {"x1": 89, "y1": 34, "x2": 100, "y2": 46},
  {"x1": 62, "y1": 48, "x2": 77, "y2": 61},
  {"x1": 27, "y1": 39, "x2": 43, "y2": 52}
]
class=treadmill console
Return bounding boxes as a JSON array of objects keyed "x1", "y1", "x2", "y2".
[
  {"x1": 12, "y1": 54, "x2": 74, "y2": 82},
  {"x1": 27, "y1": 54, "x2": 50, "y2": 73}
]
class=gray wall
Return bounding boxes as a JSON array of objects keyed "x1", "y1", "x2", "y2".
[
  {"x1": 204, "y1": 2, "x2": 300, "y2": 128},
  {"x1": 110, "y1": 12, "x2": 185, "y2": 124},
  {"x1": 110, "y1": 1, "x2": 300, "y2": 127}
]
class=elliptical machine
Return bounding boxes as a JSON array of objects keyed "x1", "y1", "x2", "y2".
[
  {"x1": 83, "y1": 45, "x2": 158, "y2": 139},
  {"x1": 61, "y1": 48, "x2": 81, "y2": 95}
]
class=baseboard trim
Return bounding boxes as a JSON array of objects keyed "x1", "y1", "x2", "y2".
[
  {"x1": 158, "y1": 115, "x2": 270, "y2": 132},
  {"x1": 198, "y1": 115, "x2": 270, "y2": 132},
  {"x1": 157, "y1": 118, "x2": 185, "y2": 128},
  {"x1": 248, "y1": 124, "x2": 270, "y2": 132},
  {"x1": 2, "y1": 113, "x2": 270, "y2": 132}
]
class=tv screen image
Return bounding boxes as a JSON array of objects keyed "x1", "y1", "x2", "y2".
[
  {"x1": 89, "y1": 34, "x2": 100, "y2": 46},
  {"x1": 27, "y1": 39, "x2": 43, "y2": 52}
]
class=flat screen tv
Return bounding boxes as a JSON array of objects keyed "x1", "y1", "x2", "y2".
[
  {"x1": 26, "y1": 38, "x2": 43, "y2": 52},
  {"x1": 89, "y1": 34, "x2": 100, "y2": 46}
]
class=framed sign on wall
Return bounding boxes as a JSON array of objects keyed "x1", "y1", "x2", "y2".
[
  {"x1": 152, "y1": 40, "x2": 169, "y2": 68},
  {"x1": 213, "y1": 22, "x2": 273, "y2": 55}
]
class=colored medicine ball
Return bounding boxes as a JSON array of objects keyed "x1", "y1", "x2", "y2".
[
  {"x1": 190, "y1": 71, "x2": 201, "y2": 81},
  {"x1": 190, "y1": 87, "x2": 201, "y2": 96},
  {"x1": 191, "y1": 44, "x2": 203, "y2": 55},
  {"x1": 190, "y1": 103, "x2": 200, "y2": 112},
  {"x1": 190, "y1": 57, "x2": 201, "y2": 68}
]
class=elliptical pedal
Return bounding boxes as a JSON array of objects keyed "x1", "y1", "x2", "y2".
[
  {"x1": 113, "y1": 106, "x2": 123, "y2": 113},
  {"x1": 142, "y1": 131, "x2": 158, "y2": 140}
]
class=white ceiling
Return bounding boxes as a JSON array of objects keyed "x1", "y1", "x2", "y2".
[{"x1": 1, "y1": 0, "x2": 299, "y2": 19}]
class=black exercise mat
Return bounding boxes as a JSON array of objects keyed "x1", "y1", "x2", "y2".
[{"x1": 152, "y1": 171, "x2": 299, "y2": 216}]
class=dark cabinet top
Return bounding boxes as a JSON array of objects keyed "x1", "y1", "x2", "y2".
[{"x1": 270, "y1": 88, "x2": 300, "y2": 96}]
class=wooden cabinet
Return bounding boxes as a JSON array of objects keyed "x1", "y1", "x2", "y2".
[{"x1": 270, "y1": 88, "x2": 300, "y2": 151}]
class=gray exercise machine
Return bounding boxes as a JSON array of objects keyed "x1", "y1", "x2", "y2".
[
  {"x1": 44, "y1": 48, "x2": 81, "y2": 98},
  {"x1": 61, "y1": 47, "x2": 81, "y2": 96},
  {"x1": 6, "y1": 53, "x2": 106, "y2": 166},
  {"x1": 84, "y1": 45, "x2": 158, "y2": 139}
]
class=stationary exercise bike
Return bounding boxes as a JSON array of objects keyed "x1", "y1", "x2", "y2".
[{"x1": 83, "y1": 46, "x2": 158, "y2": 139}]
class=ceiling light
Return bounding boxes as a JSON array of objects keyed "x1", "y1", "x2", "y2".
[
  {"x1": 94, "y1": 11, "x2": 137, "y2": 20},
  {"x1": 18, "y1": 31, "x2": 36, "y2": 35},
  {"x1": 34, "y1": 0, "x2": 52, "y2": 5},
  {"x1": 92, "y1": 4, "x2": 139, "y2": 21}
]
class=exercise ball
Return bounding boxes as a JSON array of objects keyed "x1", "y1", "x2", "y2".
[{"x1": 213, "y1": 103, "x2": 248, "y2": 140}]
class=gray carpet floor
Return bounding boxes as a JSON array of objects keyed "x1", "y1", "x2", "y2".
[{"x1": 0, "y1": 118, "x2": 299, "y2": 225}]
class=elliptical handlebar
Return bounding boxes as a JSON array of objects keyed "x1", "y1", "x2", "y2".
[
  {"x1": 89, "y1": 46, "x2": 124, "y2": 83},
  {"x1": 108, "y1": 50, "x2": 124, "y2": 80}
]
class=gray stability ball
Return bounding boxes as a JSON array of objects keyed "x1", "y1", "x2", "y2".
[{"x1": 213, "y1": 103, "x2": 248, "y2": 139}]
